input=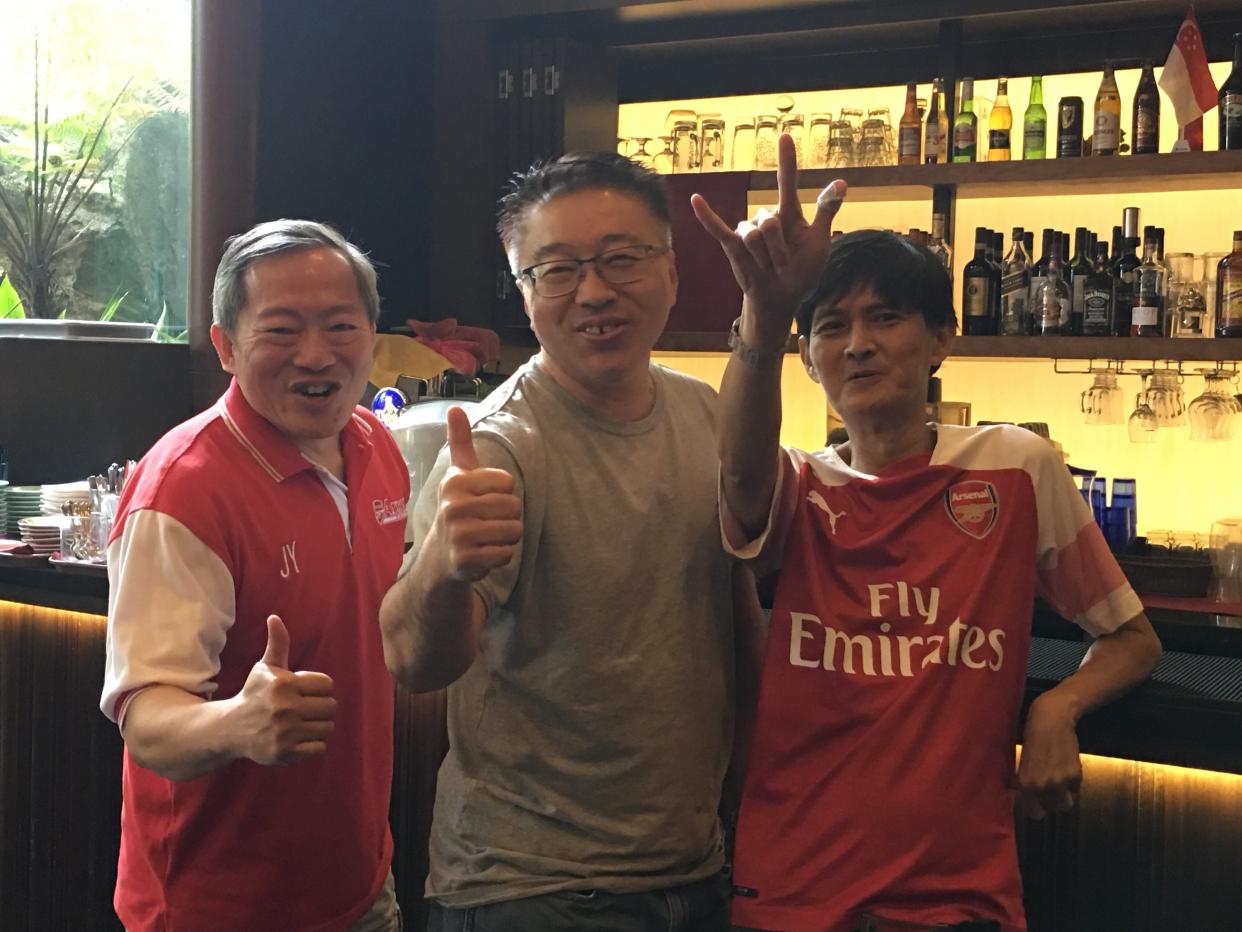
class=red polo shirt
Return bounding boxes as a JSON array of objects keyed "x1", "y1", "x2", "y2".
[{"x1": 102, "y1": 379, "x2": 409, "y2": 932}]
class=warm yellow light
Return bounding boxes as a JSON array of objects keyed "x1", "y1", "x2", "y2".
[
  {"x1": 0, "y1": 598, "x2": 106, "y2": 627},
  {"x1": 653, "y1": 352, "x2": 1242, "y2": 534}
]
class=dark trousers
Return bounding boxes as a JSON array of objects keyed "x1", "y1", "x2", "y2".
[{"x1": 428, "y1": 871, "x2": 731, "y2": 932}]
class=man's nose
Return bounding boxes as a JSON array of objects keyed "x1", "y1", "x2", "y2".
[
  {"x1": 292, "y1": 329, "x2": 334, "y2": 369},
  {"x1": 844, "y1": 320, "x2": 876, "y2": 357},
  {"x1": 574, "y1": 261, "x2": 618, "y2": 306}
]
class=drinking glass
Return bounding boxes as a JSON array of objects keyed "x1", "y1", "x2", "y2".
[
  {"x1": 1167, "y1": 253, "x2": 1210, "y2": 338},
  {"x1": 827, "y1": 118, "x2": 855, "y2": 168},
  {"x1": 651, "y1": 136, "x2": 675, "y2": 174},
  {"x1": 629, "y1": 137, "x2": 653, "y2": 168},
  {"x1": 1209, "y1": 518, "x2": 1242, "y2": 623},
  {"x1": 697, "y1": 114, "x2": 726, "y2": 171},
  {"x1": 858, "y1": 117, "x2": 888, "y2": 167},
  {"x1": 1112, "y1": 478, "x2": 1138, "y2": 541},
  {"x1": 1146, "y1": 369, "x2": 1186, "y2": 427},
  {"x1": 731, "y1": 119, "x2": 756, "y2": 170},
  {"x1": 1202, "y1": 251, "x2": 1227, "y2": 331},
  {"x1": 1127, "y1": 396, "x2": 1157, "y2": 443},
  {"x1": 754, "y1": 114, "x2": 779, "y2": 170},
  {"x1": 1080, "y1": 369, "x2": 1123, "y2": 425},
  {"x1": 808, "y1": 112, "x2": 832, "y2": 168},
  {"x1": 780, "y1": 113, "x2": 805, "y2": 165},
  {"x1": 1188, "y1": 370, "x2": 1237, "y2": 441},
  {"x1": 664, "y1": 108, "x2": 697, "y2": 136},
  {"x1": 670, "y1": 119, "x2": 699, "y2": 172}
]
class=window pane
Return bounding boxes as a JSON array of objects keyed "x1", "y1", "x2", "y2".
[{"x1": 0, "y1": 0, "x2": 191, "y2": 340}]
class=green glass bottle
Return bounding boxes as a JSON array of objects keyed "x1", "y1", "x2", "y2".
[
  {"x1": 1023, "y1": 76, "x2": 1047, "y2": 160},
  {"x1": 952, "y1": 77, "x2": 977, "y2": 163}
]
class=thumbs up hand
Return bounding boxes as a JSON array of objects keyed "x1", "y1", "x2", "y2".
[
  {"x1": 436, "y1": 406, "x2": 522, "y2": 582},
  {"x1": 232, "y1": 614, "x2": 337, "y2": 767}
]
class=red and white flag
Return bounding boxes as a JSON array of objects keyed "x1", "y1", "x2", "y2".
[{"x1": 1158, "y1": 9, "x2": 1219, "y2": 150}]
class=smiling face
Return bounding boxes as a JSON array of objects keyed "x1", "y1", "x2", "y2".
[
  {"x1": 799, "y1": 285, "x2": 954, "y2": 432},
  {"x1": 511, "y1": 187, "x2": 678, "y2": 408},
  {"x1": 210, "y1": 247, "x2": 375, "y2": 460}
]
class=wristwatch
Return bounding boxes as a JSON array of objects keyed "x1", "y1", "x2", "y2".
[{"x1": 728, "y1": 316, "x2": 784, "y2": 370}]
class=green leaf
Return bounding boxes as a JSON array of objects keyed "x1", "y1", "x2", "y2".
[
  {"x1": 99, "y1": 288, "x2": 127, "y2": 322},
  {"x1": 0, "y1": 274, "x2": 25, "y2": 318}
]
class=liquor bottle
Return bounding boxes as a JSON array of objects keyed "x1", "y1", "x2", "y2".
[
  {"x1": 1032, "y1": 237, "x2": 1070, "y2": 335},
  {"x1": 988, "y1": 77, "x2": 1013, "y2": 160},
  {"x1": 899, "y1": 82, "x2": 922, "y2": 165},
  {"x1": 1217, "y1": 230, "x2": 1242, "y2": 336},
  {"x1": 1131, "y1": 237, "x2": 1166, "y2": 336},
  {"x1": 1082, "y1": 243, "x2": 1114, "y2": 336},
  {"x1": 1023, "y1": 76, "x2": 1047, "y2": 159},
  {"x1": 1023, "y1": 230, "x2": 1034, "y2": 260},
  {"x1": 1113, "y1": 234, "x2": 1141, "y2": 336},
  {"x1": 1132, "y1": 60, "x2": 1160, "y2": 155},
  {"x1": 1092, "y1": 63, "x2": 1121, "y2": 156},
  {"x1": 962, "y1": 228, "x2": 996, "y2": 335},
  {"x1": 1000, "y1": 227, "x2": 1031, "y2": 335},
  {"x1": 929, "y1": 211, "x2": 952, "y2": 271},
  {"x1": 953, "y1": 78, "x2": 978, "y2": 163},
  {"x1": 924, "y1": 79, "x2": 948, "y2": 164},
  {"x1": 1221, "y1": 34, "x2": 1242, "y2": 151},
  {"x1": 1110, "y1": 225, "x2": 1123, "y2": 263},
  {"x1": 1067, "y1": 227, "x2": 1092, "y2": 334},
  {"x1": 1061, "y1": 233, "x2": 1072, "y2": 282},
  {"x1": 1030, "y1": 228, "x2": 1054, "y2": 310}
]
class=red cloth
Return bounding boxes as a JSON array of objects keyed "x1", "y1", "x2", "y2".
[
  {"x1": 1159, "y1": 10, "x2": 1219, "y2": 149},
  {"x1": 731, "y1": 427, "x2": 1140, "y2": 932},
  {"x1": 664, "y1": 173, "x2": 748, "y2": 333},
  {"x1": 108, "y1": 380, "x2": 408, "y2": 932},
  {"x1": 406, "y1": 318, "x2": 501, "y2": 377}
]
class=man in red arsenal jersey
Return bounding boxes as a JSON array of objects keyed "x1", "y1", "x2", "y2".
[
  {"x1": 693, "y1": 136, "x2": 1162, "y2": 932},
  {"x1": 100, "y1": 221, "x2": 409, "y2": 931}
]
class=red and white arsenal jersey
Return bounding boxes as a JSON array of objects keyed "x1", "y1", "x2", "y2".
[{"x1": 728, "y1": 424, "x2": 1141, "y2": 932}]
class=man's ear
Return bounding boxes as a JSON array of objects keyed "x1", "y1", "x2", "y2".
[
  {"x1": 210, "y1": 323, "x2": 237, "y2": 375},
  {"x1": 798, "y1": 335, "x2": 820, "y2": 384}
]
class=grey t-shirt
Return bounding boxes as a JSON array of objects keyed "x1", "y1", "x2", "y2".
[{"x1": 407, "y1": 356, "x2": 736, "y2": 908}]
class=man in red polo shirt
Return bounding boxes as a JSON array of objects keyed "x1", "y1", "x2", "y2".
[
  {"x1": 693, "y1": 138, "x2": 1162, "y2": 931},
  {"x1": 100, "y1": 220, "x2": 409, "y2": 931}
]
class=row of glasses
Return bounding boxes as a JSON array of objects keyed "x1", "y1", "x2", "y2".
[{"x1": 620, "y1": 99, "x2": 901, "y2": 172}]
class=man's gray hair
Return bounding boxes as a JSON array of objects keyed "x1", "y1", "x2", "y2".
[{"x1": 212, "y1": 219, "x2": 381, "y2": 333}]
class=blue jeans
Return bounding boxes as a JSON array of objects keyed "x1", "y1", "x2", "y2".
[{"x1": 427, "y1": 871, "x2": 732, "y2": 932}]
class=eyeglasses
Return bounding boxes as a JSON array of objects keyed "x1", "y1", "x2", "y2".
[{"x1": 519, "y1": 244, "x2": 669, "y2": 298}]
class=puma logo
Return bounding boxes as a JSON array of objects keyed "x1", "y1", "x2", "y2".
[{"x1": 807, "y1": 491, "x2": 845, "y2": 534}]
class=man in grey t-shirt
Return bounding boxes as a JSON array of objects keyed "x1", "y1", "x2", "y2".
[{"x1": 380, "y1": 153, "x2": 752, "y2": 931}]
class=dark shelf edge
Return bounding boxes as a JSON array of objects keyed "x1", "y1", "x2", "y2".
[{"x1": 742, "y1": 149, "x2": 1242, "y2": 191}]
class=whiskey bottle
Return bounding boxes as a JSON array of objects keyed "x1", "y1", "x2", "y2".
[
  {"x1": 1032, "y1": 238, "x2": 1070, "y2": 335},
  {"x1": 1217, "y1": 230, "x2": 1242, "y2": 337},
  {"x1": 1082, "y1": 244, "x2": 1113, "y2": 336},
  {"x1": 1000, "y1": 227, "x2": 1031, "y2": 335},
  {"x1": 962, "y1": 228, "x2": 996, "y2": 334},
  {"x1": 1221, "y1": 34, "x2": 1242, "y2": 151},
  {"x1": 1131, "y1": 238, "x2": 1166, "y2": 336}
]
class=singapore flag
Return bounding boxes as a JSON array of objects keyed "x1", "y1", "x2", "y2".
[{"x1": 1158, "y1": 9, "x2": 1218, "y2": 150}]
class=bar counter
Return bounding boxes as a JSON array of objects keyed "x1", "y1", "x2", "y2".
[{"x1": 3, "y1": 564, "x2": 1241, "y2": 930}]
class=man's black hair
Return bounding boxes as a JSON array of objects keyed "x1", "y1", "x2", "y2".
[
  {"x1": 794, "y1": 230, "x2": 958, "y2": 337},
  {"x1": 496, "y1": 152, "x2": 671, "y2": 259}
]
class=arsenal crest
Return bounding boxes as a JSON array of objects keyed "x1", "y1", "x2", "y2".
[{"x1": 944, "y1": 480, "x2": 1000, "y2": 539}]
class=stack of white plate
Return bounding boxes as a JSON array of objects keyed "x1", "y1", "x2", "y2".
[
  {"x1": 41, "y1": 481, "x2": 91, "y2": 516},
  {"x1": 6, "y1": 486, "x2": 42, "y2": 537},
  {"x1": 18, "y1": 515, "x2": 69, "y2": 555}
]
